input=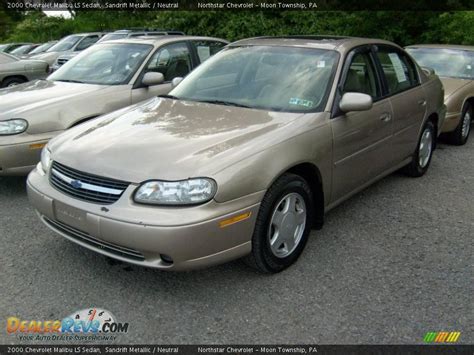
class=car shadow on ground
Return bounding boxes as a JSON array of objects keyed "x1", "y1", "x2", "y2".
[{"x1": 0, "y1": 176, "x2": 28, "y2": 196}]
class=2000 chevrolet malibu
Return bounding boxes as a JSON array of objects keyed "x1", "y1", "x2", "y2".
[{"x1": 27, "y1": 36, "x2": 447, "y2": 273}]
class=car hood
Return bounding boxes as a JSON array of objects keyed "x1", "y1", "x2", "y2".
[
  {"x1": 50, "y1": 98, "x2": 306, "y2": 183},
  {"x1": 441, "y1": 77, "x2": 471, "y2": 100},
  {"x1": 0, "y1": 80, "x2": 112, "y2": 121}
]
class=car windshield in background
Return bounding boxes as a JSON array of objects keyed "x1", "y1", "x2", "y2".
[
  {"x1": 10, "y1": 45, "x2": 32, "y2": 55},
  {"x1": 47, "y1": 35, "x2": 82, "y2": 52},
  {"x1": 29, "y1": 42, "x2": 55, "y2": 55},
  {"x1": 48, "y1": 43, "x2": 152, "y2": 85},
  {"x1": 170, "y1": 46, "x2": 339, "y2": 112},
  {"x1": 407, "y1": 48, "x2": 474, "y2": 79},
  {"x1": 100, "y1": 33, "x2": 128, "y2": 42}
]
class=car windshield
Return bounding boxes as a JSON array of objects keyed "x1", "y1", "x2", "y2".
[
  {"x1": 407, "y1": 47, "x2": 474, "y2": 79},
  {"x1": 170, "y1": 46, "x2": 339, "y2": 112},
  {"x1": 29, "y1": 42, "x2": 55, "y2": 55},
  {"x1": 47, "y1": 35, "x2": 82, "y2": 52},
  {"x1": 10, "y1": 45, "x2": 32, "y2": 55},
  {"x1": 49, "y1": 43, "x2": 152, "y2": 85},
  {"x1": 100, "y1": 33, "x2": 128, "y2": 42}
]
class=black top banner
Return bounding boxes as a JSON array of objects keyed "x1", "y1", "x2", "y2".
[{"x1": 3, "y1": 0, "x2": 474, "y2": 11}]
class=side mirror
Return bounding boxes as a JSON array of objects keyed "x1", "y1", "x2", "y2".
[
  {"x1": 171, "y1": 77, "x2": 183, "y2": 88},
  {"x1": 421, "y1": 66, "x2": 435, "y2": 77},
  {"x1": 142, "y1": 72, "x2": 164, "y2": 87},
  {"x1": 339, "y1": 92, "x2": 373, "y2": 113}
]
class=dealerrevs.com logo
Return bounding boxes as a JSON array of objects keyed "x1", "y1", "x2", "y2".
[{"x1": 7, "y1": 308, "x2": 129, "y2": 342}]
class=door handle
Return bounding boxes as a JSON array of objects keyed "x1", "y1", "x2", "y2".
[
  {"x1": 380, "y1": 113, "x2": 392, "y2": 122},
  {"x1": 418, "y1": 99, "x2": 427, "y2": 106}
]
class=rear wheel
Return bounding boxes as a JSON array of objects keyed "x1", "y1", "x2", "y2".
[
  {"x1": 244, "y1": 173, "x2": 314, "y2": 273},
  {"x1": 446, "y1": 103, "x2": 472, "y2": 146},
  {"x1": 402, "y1": 120, "x2": 435, "y2": 177},
  {"x1": 2, "y1": 76, "x2": 27, "y2": 88}
]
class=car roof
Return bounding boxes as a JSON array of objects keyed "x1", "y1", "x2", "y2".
[
  {"x1": 406, "y1": 44, "x2": 474, "y2": 51},
  {"x1": 230, "y1": 36, "x2": 401, "y2": 52},
  {"x1": 70, "y1": 32, "x2": 107, "y2": 37},
  {"x1": 103, "y1": 36, "x2": 229, "y2": 46}
]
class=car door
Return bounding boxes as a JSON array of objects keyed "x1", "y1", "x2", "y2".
[
  {"x1": 131, "y1": 41, "x2": 193, "y2": 104},
  {"x1": 330, "y1": 46, "x2": 394, "y2": 203},
  {"x1": 374, "y1": 45, "x2": 426, "y2": 162}
]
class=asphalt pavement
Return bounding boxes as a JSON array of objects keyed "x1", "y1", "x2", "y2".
[{"x1": 0, "y1": 138, "x2": 472, "y2": 345}]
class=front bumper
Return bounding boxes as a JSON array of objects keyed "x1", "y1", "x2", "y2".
[
  {"x1": 441, "y1": 111, "x2": 461, "y2": 133},
  {"x1": 0, "y1": 131, "x2": 60, "y2": 176},
  {"x1": 27, "y1": 167, "x2": 263, "y2": 271}
]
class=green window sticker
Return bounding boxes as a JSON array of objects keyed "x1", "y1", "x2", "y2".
[{"x1": 289, "y1": 97, "x2": 314, "y2": 108}]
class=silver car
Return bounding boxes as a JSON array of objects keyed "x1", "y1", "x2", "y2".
[
  {"x1": 29, "y1": 33, "x2": 107, "y2": 65},
  {"x1": 0, "y1": 52, "x2": 49, "y2": 87}
]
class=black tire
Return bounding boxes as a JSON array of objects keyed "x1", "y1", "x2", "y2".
[
  {"x1": 1, "y1": 76, "x2": 27, "y2": 88},
  {"x1": 402, "y1": 120, "x2": 436, "y2": 177},
  {"x1": 446, "y1": 103, "x2": 472, "y2": 146},
  {"x1": 244, "y1": 173, "x2": 314, "y2": 273}
]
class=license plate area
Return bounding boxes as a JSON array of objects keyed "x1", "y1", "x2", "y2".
[{"x1": 54, "y1": 201, "x2": 88, "y2": 233}]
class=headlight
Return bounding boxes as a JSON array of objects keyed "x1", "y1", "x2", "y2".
[
  {"x1": 134, "y1": 178, "x2": 217, "y2": 205},
  {"x1": 41, "y1": 147, "x2": 52, "y2": 172},
  {"x1": 0, "y1": 119, "x2": 28, "y2": 135}
]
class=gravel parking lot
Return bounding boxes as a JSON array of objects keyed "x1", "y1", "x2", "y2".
[{"x1": 1, "y1": 139, "x2": 472, "y2": 345}]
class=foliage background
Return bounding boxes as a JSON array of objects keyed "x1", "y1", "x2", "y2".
[{"x1": 1, "y1": 9, "x2": 474, "y2": 46}]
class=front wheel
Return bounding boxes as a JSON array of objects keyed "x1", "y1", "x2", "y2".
[
  {"x1": 446, "y1": 103, "x2": 472, "y2": 146},
  {"x1": 2, "y1": 76, "x2": 27, "y2": 88},
  {"x1": 402, "y1": 120, "x2": 436, "y2": 177},
  {"x1": 244, "y1": 173, "x2": 314, "y2": 273}
]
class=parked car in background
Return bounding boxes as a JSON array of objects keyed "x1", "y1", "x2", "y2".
[
  {"x1": 0, "y1": 43, "x2": 32, "y2": 53},
  {"x1": 0, "y1": 36, "x2": 228, "y2": 175},
  {"x1": 50, "y1": 52, "x2": 79, "y2": 72},
  {"x1": 27, "y1": 36, "x2": 445, "y2": 272},
  {"x1": 406, "y1": 45, "x2": 474, "y2": 145},
  {"x1": 10, "y1": 44, "x2": 41, "y2": 57},
  {"x1": 98, "y1": 28, "x2": 185, "y2": 43},
  {"x1": 0, "y1": 52, "x2": 49, "y2": 88},
  {"x1": 20, "y1": 41, "x2": 58, "y2": 58},
  {"x1": 51, "y1": 30, "x2": 187, "y2": 72},
  {"x1": 29, "y1": 33, "x2": 107, "y2": 65}
]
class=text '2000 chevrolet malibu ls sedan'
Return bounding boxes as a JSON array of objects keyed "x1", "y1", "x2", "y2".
[{"x1": 28, "y1": 36, "x2": 446, "y2": 273}]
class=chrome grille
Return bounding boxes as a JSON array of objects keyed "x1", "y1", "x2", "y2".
[
  {"x1": 50, "y1": 161, "x2": 129, "y2": 204},
  {"x1": 43, "y1": 216, "x2": 145, "y2": 261}
]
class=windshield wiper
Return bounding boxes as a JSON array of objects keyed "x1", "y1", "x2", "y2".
[
  {"x1": 158, "y1": 94, "x2": 180, "y2": 100},
  {"x1": 54, "y1": 79, "x2": 86, "y2": 84},
  {"x1": 196, "y1": 99, "x2": 251, "y2": 108}
]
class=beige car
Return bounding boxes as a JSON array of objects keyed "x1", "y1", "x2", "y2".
[
  {"x1": 406, "y1": 45, "x2": 474, "y2": 145},
  {"x1": 0, "y1": 36, "x2": 228, "y2": 175},
  {"x1": 27, "y1": 36, "x2": 446, "y2": 273},
  {"x1": 0, "y1": 52, "x2": 49, "y2": 87}
]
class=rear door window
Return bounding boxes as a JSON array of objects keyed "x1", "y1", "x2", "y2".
[
  {"x1": 376, "y1": 48, "x2": 419, "y2": 95},
  {"x1": 192, "y1": 40, "x2": 227, "y2": 63}
]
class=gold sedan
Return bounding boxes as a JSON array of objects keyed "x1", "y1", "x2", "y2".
[
  {"x1": 28, "y1": 36, "x2": 446, "y2": 272},
  {"x1": 407, "y1": 44, "x2": 474, "y2": 145}
]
